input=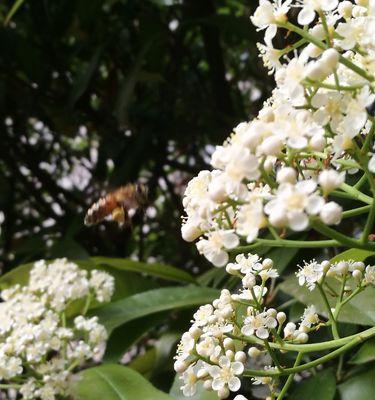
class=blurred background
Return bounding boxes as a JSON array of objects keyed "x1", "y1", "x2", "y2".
[{"x1": 0, "y1": 0, "x2": 273, "y2": 274}]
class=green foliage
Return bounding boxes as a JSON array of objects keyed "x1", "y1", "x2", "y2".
[
  {"x1": 93, "y1": 285, "x2": 220, "y2": 333},
  {"x1": 339, "y1": 367, "x2": 375, "y2": 400},
  {"x1": 70, "y1": 364, "x2": 173, "y2": 400},
  {"x1": 289, "y1": 369, "x2": 336, "y2": 400},
  {"x1": 350, "y1": 338, "x2": 375, "y2": 364}
]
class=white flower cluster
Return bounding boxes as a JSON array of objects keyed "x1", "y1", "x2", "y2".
[
  {"x1": 0, "y1": 258, "x2": 114, "y2": 400},
  {"x1": 174, "y1": 254, "x2": 320, "y2": 399},
  {"x1": 297, "y1": 258, "x2": 375, "y2": 290},
  {"x1": 181, "y1": 0, "x2": 375, "y2": 267}
]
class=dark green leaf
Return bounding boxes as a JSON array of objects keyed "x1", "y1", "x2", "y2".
[
  {"x1": 329, "y1": 249, "x2": 375, "y2": 264},
  {"x1": 104, "y1": 312, "x2": 168, "y2": 363},
  {"x1": 339, "y1": 367, "x2": 375, "y2": 400},
  {"x1": 69, "y1": 364, "x2": 173, "y2": 400},
  {"x1": 289, "y1": 369, "x2": 336, "y2": 400},
  {"x1": 91, "y1": 257, "x2": 195, "y2": 284},
  {"x1": 350, "y1": 337, "x2": 375, "y2": 364},
  {"x1": 93, "y1": 286, "x2": 220, "y2": 333}
]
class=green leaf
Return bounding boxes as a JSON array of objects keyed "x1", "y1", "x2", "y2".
[
  {"x1": 279, "y1": 276, "x2": 375, "y2": 325},
  {"x1": 69, "y1": 364, "x2": 173, "y2": 400},
  {"x1": 339, "y1": 367, "x2": 375, "y2": 400},
  {"x1": 169, "y1": 374, "x2": 219, "y2": 400},
  {"x1": 104, "y1": 312, "x2": 168, "y2": 363},
  {"x1": 350, "y1": 337, "x2": 375, "y2": 364},
  {"x1": 267, "y1": 246, "x2": 299, "y2": 273},
  {"x1": 4, "y1": 0, "x2": 25, "y2": 26},
  {"x1": 93, "y1": 286, "x2": 220, "y2": 333},
  {"x1": 329, "y1": 249, "x2": 375, "y2": 264},
  {"x1": 289, "y1": 369, "x2": 336, "y2": 400},
  {"x1": 91, "y1": 257, "x2": 195, "y2": 284}
]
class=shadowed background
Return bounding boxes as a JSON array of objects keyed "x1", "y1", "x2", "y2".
[{"x1": 0, "y1": 0, "x2": 272, "y2": 273}]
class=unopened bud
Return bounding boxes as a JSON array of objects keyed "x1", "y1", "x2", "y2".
[
  {"x1": 189, "y1": 326, "x2": 202, "y2": 339},
  {"x1": 338, "y1": 1, "x2": 353, "y2": 18},
  {"x1": 262, "y1": 258, "x2": 274, "y2": 269},
  {"x1": 248, "y1": 347, "x2": 261, "y2": 358},
  {"x1": 235, "y1": 351, "x2": 247, "y2": 363},
  {"x1": 352, "y1": 269, "x2": 363, "y2": 282},
  {"x1": 174, "y1": 360, "x2": 188, "y2": 373},
  {"x1": 277, "y1": 312, "x2": 286, "y2": 325},
  {"x1": 277, "y1": 167, "x2": 297, "y2": 184},
  {"x1": 321, "y1": 48, "x2": 339, "y2": 72},
  {"x1": 297, "y1": 332, "x2": 309, "y2": 343},
  {"x1": 223, "y1": 338, "x2": 235, "y2": 350}
]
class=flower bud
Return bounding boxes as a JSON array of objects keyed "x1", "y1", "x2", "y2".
[
  {"x1": 225, "y1": 350, "x2": 234, "y2": 360},
  {"x1": 338, "y1": 1, "x2": 353, "y2": 18},
  {"x1": 259, "y1": 136, "x2": 283, "y2": 156},
  {"x1": 284, "y1": 322, "x2": 296, "y2": 338},
  {"x1": 277, "y1": 312, "x2": 286, "y2": 325},
  {"x1": 174, "y1": 359, "x2": 188, "y2": 373},
  {"x1": 267, "y1": 308, "x2": 277, "y2": 317},
  {"x1": 218, "y1": 387, "x2": 230, "y2": 399},
  {"x1": 208, "y1": 179, "x2": 227, "y2": 203},
  {"x1": 320, "y1": 202, "x2": 342, "y2": 225},
  {"x1": 305, "y1": 61, "x2": 329, "y2": 81},
  {"x1": 318, "y1": 169, "x2": 345, "y2": 195},
  {"x1": 181, "y1": 223, "x2": 201, "y2": 242},
  {"x1": 189, "y1": 326, "x2": 202, "y2": 339},
  {"x1": 242, "y1": 273, "x2": 256, "y2": 289},
  {"x1": 235, "y1": 351, "x2": 247, "y2": 363},
  {"x1": 355, "y1": 0, "x2": 368, "y2": 6},
  {"x1": 337, "y1": 261, "x2": 349, "y2": 274},
  {"x1": 310, "y1": 134, "x2": 326, "y2": 151},
  {"x1": 297, "y1": 332, "x2": 309, "y2": 343},
  {"x1": 223, "y1": 338, "x2": 235, "y2": 350},
  {"x1": 309, "y1": 24, "x2": 325, "y2": 40},
  {"x1": 353, "y1": 261, "x2": 365, "y2": 271},
  {"x1": 277, "y1": 167, "x2": 297, "y2": 184},
  {"x1": 321, "y1": 260, "x2": 331, "y2": 273},
  {"x1": 321, "y1": 48, "x2": 339, "y2": 72},
  {"x1": 262, "y1": 258, "x2": 274, "y2": 269},
  {"x1": 248, "y1": 347, "x2": 261, "y2": 358},
  {"x1": 203, "y1": 379, "x2": 213, "y2": 390},
  {"x1": 352, "y1": 269, "x2": 362, "y2": 282}
]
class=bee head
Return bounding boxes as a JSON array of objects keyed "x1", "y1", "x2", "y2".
[{"x1": 135, "y1": 183, "x2": 148, "y2": 205}]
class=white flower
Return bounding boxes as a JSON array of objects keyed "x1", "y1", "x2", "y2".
[
  {"x1": 320, "y1": 201, "x2": 342, "y2": 225},
  {"x1": 241, "y1": 309, "x2": 277, "y2": 339},
  {"x1": 264, "y1": 180, "x2": 324, "y2": 231},
  {"x1": 89, "y1": 270, "x2": 115, "y2": 303},
  {"x1": 296, "y1": 260, "x2": 324, "y2": 290},
  {"x1": 197, "y1": 230, "x2": 239, "y2": 267},
  {"x1": 193, "y1": 304, "x2": 214, "y2": 327},
  {"x1": 180, "y1": 365, "x2": 198, "y2": 397},
  {"x1": 300, "y1": 305, "x2": 319, "y2": 328},
  {"x1": 208, "y1": 356, "x2": 244, "y2": 393},
  {"x1": 236, "y1": 200, "x2": 266, "y2": 243},
  {"x1": 364, "y1": 265, "x2": 375, "y2": 285},
  {"x1": 318, "y1": 169, "x2": 345, "y2": 195},
  {"x1": 297, "y1": 0, "x2": 339, "y2": 26}
]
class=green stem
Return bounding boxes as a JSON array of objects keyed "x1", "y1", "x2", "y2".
[
  {"x1": 226, "y1": 326, "x2": 375, "y2": 353},
  {"x1": 354, "y1": 174, "x2": 368, "y2": 190},
  {"x1": 342, "y1": 205, "x2": 371, "y2": 219},
  {"x1": 281, "y1": 22, "x2": 374, "y2": 82},
  {"x1": 276, "y1": 353, "x2": 303, "y2": 400},
  {"x1": 230, "y1": 238, "x2": 340, "y2": 254},
  {"x1": 340, "y1": 183, "x2": 373, "y2": 205},
  {"x1": 317, "y1": 283, "x2": 339, "y2": 339},
  {"x1": 243, "y1": 329, "x2": 375, "y2": 377},
  {"x1": 264, "y1": 339, "x2": 283, "y2": 371},
  {"x1": 312, "y1": 220, "x2": 375, "y2": 251}
]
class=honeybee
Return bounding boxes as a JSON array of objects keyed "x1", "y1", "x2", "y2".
[{"x1": 84, "y1": 183, "x2": 148, "y2": 227}]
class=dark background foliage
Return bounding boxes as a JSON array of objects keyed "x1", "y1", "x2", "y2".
[{"x1": 0, "y1": 0, "x2": 272, "y2": 273}]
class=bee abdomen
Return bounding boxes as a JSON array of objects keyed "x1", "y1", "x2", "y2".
[{"x1": 84, "y1": 196, "x2": 118, "y2": 226}]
